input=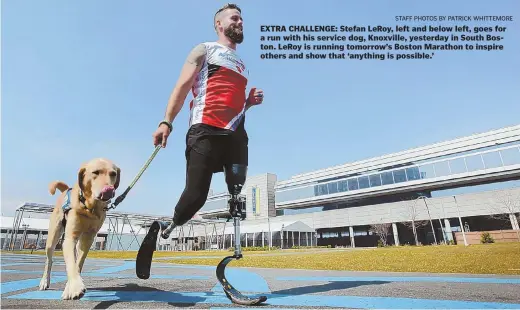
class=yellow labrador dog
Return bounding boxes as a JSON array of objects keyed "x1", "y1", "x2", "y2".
[{"x1": 39, "y1": 158, "x2": 120, "y2": 300}]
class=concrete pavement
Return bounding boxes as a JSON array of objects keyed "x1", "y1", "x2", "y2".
[{"x1": 2, "y1": 252, "x2": 520, "y2": 309}]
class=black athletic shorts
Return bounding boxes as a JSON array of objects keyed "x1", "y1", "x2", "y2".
[{"x1": 185, "y1": 122, "x2": 249, "y2": 173}]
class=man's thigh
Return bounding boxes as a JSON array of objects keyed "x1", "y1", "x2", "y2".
[
  {"x1": 185, "y1": 128, "x2": 224, "y2": 173},
  {"x1": 222, "y1": 135, "x2": 248, "y2": 168}
]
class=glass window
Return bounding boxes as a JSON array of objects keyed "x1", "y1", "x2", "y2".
[
  {"x1": 322, "y1": 232, "x2": 339, "y2": 238},
  {"x1": 347, "y1": 178, "x2": 359, "y2": 191},
  {"x1": 418, "y1": 164, "x2": 435, "y2": 179},
  {"x1": 283, "y1": 206, "x2": 324, "y2": 215},
  {"x1": 327, "y1": 182, "x2": 338, "y2": 194},
  {"x1": 465, "y1": 154, "x2": 484, "y2": 172},
  {"x1": 434, "y1": 161, "x2": 451, "y2": 177},
  {"x1": 369, "y1": 174, "x2": 382, "y2": 187},
  {"x1": 278, "y1": 185, "x2": 316, "y2": 202},
  {"x1": 337, "y1": 180, "x2": 349, "y2": 192},
  {"x1": 316, "y1": 184, "x2": 328, "y2": 195},
  {"x1": 500, "y1": 147, "x2": 520, "y2": 166},
  {"x1": 381, "y1": 171, "x2": 394, "y2": 185},
  {"x1": 358, "y1": 176, "x2": 370, "y2": 189},
  {"x1": 482, "y1": 151, "x2": 503, "y2": 169},
  {"x1": 449, "y1": 158, "x2": 467, "y2": 174},
  {"x1": 393, "y1": 169, "x2": 407, "y2": 183},
  {"x1": 406, "y1": 167, "x2": 421, "y2": 181}
]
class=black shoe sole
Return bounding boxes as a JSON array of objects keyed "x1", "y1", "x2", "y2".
[{"x1": 136, "y1": 221, "x2": 161, "y2": 279}]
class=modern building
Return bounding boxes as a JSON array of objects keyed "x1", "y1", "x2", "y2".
[
  {"x1": 3, "y1": 125, "x2": 520, "y2": 251},
  {"x1": 189, "y1": 124, "x2": 520, "y2": 248}
]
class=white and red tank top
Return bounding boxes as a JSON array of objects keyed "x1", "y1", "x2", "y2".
[{"x1": 189, "y1": 42, "x2": 249, "y2": 131}]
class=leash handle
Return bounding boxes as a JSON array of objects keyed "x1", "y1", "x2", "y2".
[{"x1": 107, "y1": 145, "x2": 162, "y2": 210}]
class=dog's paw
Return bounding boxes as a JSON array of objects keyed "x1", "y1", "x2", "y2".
[
  {"x1": 61, "y1": 278, "x2": 86, "y2": 300},
  {"x1": 38, "y1": 277, "x2": 50, "y2": 290}
]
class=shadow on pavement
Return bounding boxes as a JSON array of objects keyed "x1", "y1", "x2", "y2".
[
  {"x1": 272, "y1": 280, "x2": 390, "y2": 295},
  {"x1": 89, "y1": 283, "x2": 205, "y2": 308}
]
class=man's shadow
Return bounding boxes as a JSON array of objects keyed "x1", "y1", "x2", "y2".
[
  {"x1": 89, "y1": 283, "x2": 206, "y2": 309},
  {"x1": 271, "y1": 280, "x2": 390, "y2": 296}
]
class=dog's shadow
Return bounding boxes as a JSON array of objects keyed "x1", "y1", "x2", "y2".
[{"x1": 89, "y1": 283, "x2": 205, "y2": 308}]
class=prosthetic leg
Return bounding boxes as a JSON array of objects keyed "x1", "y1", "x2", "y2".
[
  {"x1": 136, "y1": 217, "x2": 178, "y2": 279},
  {"x1": 136, "y1": 220, "x2": 164, "y2": 279},
  {"x1": 215, "y1": 164, "x2": 267, "y2": 306},
  {"x1": 136, "y1": 164, "x2": 266, "y2": 305}
]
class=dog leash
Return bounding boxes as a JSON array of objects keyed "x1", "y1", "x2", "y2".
[{"x1": 104, "y1": 145, "x2": 162, "y2": 211}]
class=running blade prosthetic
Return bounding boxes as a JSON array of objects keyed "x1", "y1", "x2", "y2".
[
  {"x1": 216, "y1": 254, "x2": 267, "y2": 306},
  {"x1": 215, "y1": 208, "x2": 267, "y2": 306},
  {"x1": 136, "y1": 220, "x2": 161, "y2": 279}
]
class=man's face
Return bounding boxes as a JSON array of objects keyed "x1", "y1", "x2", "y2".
[{"x1": 220, "y1": 9, "x2": 243, "y2": 44}]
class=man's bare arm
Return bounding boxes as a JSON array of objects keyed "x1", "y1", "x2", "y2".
[{"x1": 162, "y1": 44, "x2": 206, "y2": 124}]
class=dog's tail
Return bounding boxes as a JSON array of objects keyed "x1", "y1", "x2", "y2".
[{"x1": 49, "y1": 181, "x2": 70, "y2": 195}]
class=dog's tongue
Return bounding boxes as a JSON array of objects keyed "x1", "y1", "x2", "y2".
[{"x1": 100, "y1": 185, "x2": 115, "y2": 200}]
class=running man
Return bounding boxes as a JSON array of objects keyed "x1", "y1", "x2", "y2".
[{"x1": 137, "y1": 3, "x2": 264, "y2": 277}]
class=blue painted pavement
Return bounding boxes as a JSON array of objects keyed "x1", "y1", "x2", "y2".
[
  {"x1": 92, "y1": 261, "x2": 135, "y2": 274},
  {"x1": 1, "y1": 277, "x2": 67, "y2": 295},
  {"x1": 212, "y1": 267, "x2": 270, "y2": 293},
  {"x1": 3, "y1": 255, "x2": 520, "y2": 309},
  {"x1": 7, "y1": 290, "x2": 520, "y2": 309},
  {"x1": 0, "y1": 260, "x2": 137, "y2": 295},
  {"x1": 1, "y1": 269, "x2": 208, "y2": 280},
  {"x1": 1, "y1": 262, "x2": 113, "y2": 267}
]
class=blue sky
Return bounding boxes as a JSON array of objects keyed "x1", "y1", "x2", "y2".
[{"x1": 2, "y1": 0, "x2": 519, "y2": 217}]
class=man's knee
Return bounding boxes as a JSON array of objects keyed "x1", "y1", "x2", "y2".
[
  {"x1": 224, "y1": 164, "x2": 247, "y2": 195},
  {"x1": 173, "y1": 211, "x2": 193, "y2": 227},
  {"x1": 173, "y1": 187, "x2": 209, "y2": 226}
]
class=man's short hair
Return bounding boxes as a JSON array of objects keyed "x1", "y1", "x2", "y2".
[{"x1": 214, "y1": 3, "x2": 241, "y2": 29}]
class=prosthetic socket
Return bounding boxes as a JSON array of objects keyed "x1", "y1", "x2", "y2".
[
  {"x1": 160, "y1": 164, "x2": 247, "y2": 240},
  {"x1": 226, "y1": 164, "x2": 247, "y2": 219}
]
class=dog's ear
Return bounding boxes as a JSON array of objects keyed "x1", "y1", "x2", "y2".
[
  {"x1": 114, "y1": 166, "x2": 121, "y2": 189},
  {"x1": 78, "y1": 164, "x2": 87, "y2": 192}
]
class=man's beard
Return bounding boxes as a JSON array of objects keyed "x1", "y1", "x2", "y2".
[{"x1": 225, "y1": 25, "x2": 243, "y2": 44}]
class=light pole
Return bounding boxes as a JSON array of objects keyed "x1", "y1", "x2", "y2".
[
  {"x1": 453, "y1": 195, "x2": 468, "y2": 246},
  {"x1": 281, "y1": 224, "x2": 285, "y2": 250},
  {"x1": 268, "y1": 217, "x2": 272, "y2": 251},
  {"x1": 21, "y1": 224, "x2": 29, "y2": 250},
  {"x1": 418, "y1": 196, "x2": 438, "y2": 245},
  {"x1": 430, "y1": 198, "x2": 447, "y2": 244}
]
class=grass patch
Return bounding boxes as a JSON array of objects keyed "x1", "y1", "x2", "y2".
[
  {"x1": 4, "y1": 249, "x2": 290, "y2": 259},
  {"x1": 158, "y1": 243, "x2": 520, "y2": 275},
  {"x1": 4, "y1": 243, "x2": 519, "y2": 275},
  {"x1": 4, "y1": 247, "x2": 324, "y2": 259}
]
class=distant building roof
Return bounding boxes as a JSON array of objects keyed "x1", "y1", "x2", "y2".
[{"x1": 0, "y1": 216, "x2": 146, "y2": 235}]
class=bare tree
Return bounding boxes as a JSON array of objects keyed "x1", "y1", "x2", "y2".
[
  {"x1": 401, "y1": 200, "x2": 429, "y2": 245},
  {"x1": 488, "y1": 189, "x2": 520, "y2": 241},
  {"x1": 369, "y1": 219, "x2": 391, "y2": 247}
]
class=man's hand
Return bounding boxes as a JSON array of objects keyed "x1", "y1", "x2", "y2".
[
  {"x1": 246, "y1": 88, "x2": 264, "y2": 110},
  {"x1": 153, "y1": 124, "x2": 171, "y2": 148}
]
